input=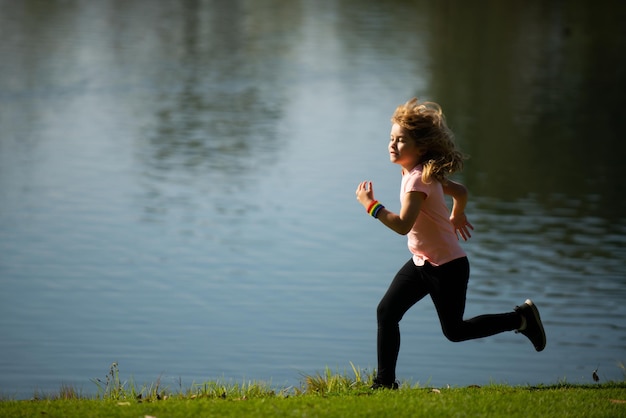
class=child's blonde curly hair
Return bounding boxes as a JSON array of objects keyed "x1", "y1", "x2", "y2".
[{"x1": 391, "y1": 98, "x2": 466, "y2": 184}]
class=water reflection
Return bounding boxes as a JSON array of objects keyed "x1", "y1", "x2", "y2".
[
  {"x1": 97, "y1": 0, "x2": 305, "y2": 221},
  {"x1": 144, "y1": 0, "x2": 287, "y2": 175},
  {"x1": 428, "y1": 1, "x2": 626, "y2": 220}
]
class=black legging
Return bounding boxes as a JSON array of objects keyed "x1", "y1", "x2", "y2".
[{"x1": 376, "y1": 257, "x2": 521, "y2": 384}]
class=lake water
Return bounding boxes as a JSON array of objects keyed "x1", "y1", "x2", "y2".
[{"x1": 1, "y1": 0, "x2": 625, "y2": 399}]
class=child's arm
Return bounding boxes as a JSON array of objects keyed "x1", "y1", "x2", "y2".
[
  {"x1": 356, "y1": 181, "x2": 424, "y2": 235},
  {"x1": 443, "y1": 180, "x2": 474, "y2": 241}
]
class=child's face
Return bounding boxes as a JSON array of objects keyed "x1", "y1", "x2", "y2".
[{"x1": 389, "y1": 123, "x2": 423, "y2": 170}]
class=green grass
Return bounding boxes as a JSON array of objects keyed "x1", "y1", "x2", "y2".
[{"x1": 1, "y1": 363, "x2": 625, "y2": 417}]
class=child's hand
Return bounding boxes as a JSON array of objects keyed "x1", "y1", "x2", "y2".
[
  {"x1": 450, "y1": 212, "x2": 474, "y2": 241},
  {"x1": 356, "y1": 181, "x2": 375, "y2": 208}
]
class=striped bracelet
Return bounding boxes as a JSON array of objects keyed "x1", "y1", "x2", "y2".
[{"x1": 368, "y1": 201, "x2": 385, "y2": 218}]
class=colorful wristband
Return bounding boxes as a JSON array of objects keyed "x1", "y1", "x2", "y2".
[
  {"x1": 366, "y1": 200, "x2": 379, "y2": 214},
  {"x1": 372, "y1": 204, "x2": 385, "y2": 218},
  {"x1": 368, "y1": 202, "x2": 384, "y2": 218}
]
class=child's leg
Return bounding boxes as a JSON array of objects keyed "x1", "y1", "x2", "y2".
[
  {"x1": 375, "y1": 259, "x2": 429, "y2": 385},
  {"x1": 427, "y1": 257, "x2": 521, "y2": 342}
]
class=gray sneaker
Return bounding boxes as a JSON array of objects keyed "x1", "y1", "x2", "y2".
[{"x1": 514, "y1": 299, "x2": 546, "y2": 352}]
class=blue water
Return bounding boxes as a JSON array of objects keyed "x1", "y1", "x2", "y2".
[{"x1": 1, "y1": 0, "x2": 625, "y2": 399}]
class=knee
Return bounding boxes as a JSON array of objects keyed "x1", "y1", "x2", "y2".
[
  {"x1": 441, "y1": 325, "x2": 465, "y2": 343},
  {"x1": 376, "y1": 301, "x2": 398, "y2": 325},
  {"x1": 376, "y1": 301, "x2": 388, "y2": 322},
  {"x1": 444, "y1": 332, "x2": 464, "y2": 343}
]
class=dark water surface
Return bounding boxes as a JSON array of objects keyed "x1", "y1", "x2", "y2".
[{"x1": 1, "y1": 0, "x2": 625, "y2": 398}]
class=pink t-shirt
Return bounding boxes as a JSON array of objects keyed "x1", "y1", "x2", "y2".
[{"x1": 401, "y1": 165, "x2": 466, "y2": 266}]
